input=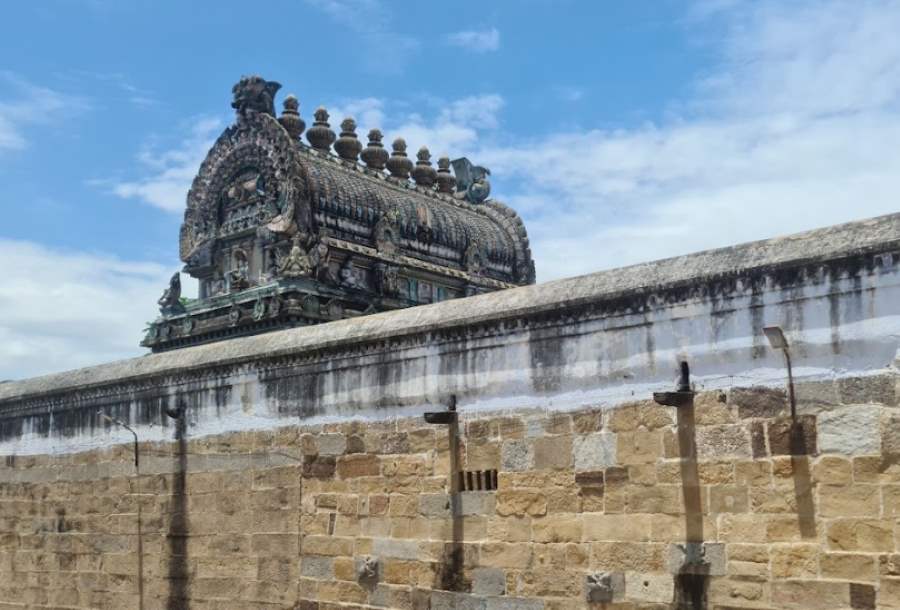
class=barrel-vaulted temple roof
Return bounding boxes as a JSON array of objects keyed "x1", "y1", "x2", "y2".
[{"x1": 144, "y1": 75, "x2": 534, "y2": 351}]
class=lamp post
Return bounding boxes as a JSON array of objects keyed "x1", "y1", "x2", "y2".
[
  {"x1": 763, "y1": 326, "x2": 797, "y2": 422},
  {"x1": 98, "y1": 412, "x2": 139, "y2": 472}
]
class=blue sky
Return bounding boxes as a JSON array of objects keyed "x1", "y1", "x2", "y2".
[{"x1": 3, "y1": 0, "x2": 900, "y2": 379}]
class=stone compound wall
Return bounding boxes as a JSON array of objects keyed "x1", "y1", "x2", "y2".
[
  {"x1": 4, "y1": 378, "x2": 900, "y2": 609},
  {"x1": 4, "y1": 213, "x2": 900, "y2": 609}
]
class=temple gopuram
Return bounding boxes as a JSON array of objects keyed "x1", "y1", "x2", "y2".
[{"x1": 142, "y1": 75, "x2": 535, "y2": 352}]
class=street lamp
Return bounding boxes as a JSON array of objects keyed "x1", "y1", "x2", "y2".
[
  {"x1": 98, "y1": 411, "x2": 139, "y2": 471},
  {"x1": 763, "y1": 326, "x2": 797, "y2": 422}
]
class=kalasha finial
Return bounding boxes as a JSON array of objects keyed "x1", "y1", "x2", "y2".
[
  {"x1": 412, "y1": 146, "x2": 437, "y2": 188},
  {"x1": 436, "y1": 156, "x2": 455, "y2": 194},
  {"x1": 386, "y1": 138, "x2": 413, "y2": 180},
  {"x1": 334, "y1": 117, "x2": 363, "y2": 162},
  {"x1": 278, "y1": 95, "x2": 305, "y2": 140},
  {"x1": 306, "y1": 106, "x2": 336, "y2": 151},
  {"x1": 361, "y1": 129, "x2": 389, "y2": 171}
]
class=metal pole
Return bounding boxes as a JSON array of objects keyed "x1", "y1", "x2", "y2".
[{"x1": 783, "y1": 348, "x2": 797, "y2": 422}]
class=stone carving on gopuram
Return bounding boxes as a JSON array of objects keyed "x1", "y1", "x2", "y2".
[{"x1": 142, "y1": 75, "x2": 535, "y2": 352}]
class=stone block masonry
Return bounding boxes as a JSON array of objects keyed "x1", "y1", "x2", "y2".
[
  {"x1": 4, "y1": 212, "x2": 900, "y2": 608},
  {"x1": 3, "y1": 382, "x2": 900, "y2": 609}
]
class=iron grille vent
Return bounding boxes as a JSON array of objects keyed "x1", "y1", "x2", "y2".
[{"x1": 459, "y1": 469, "x2": 498, "y2": 491}]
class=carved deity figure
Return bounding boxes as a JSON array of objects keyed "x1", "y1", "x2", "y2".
[
  {"x1": 158, "y1": 272, "x2": 186, "y2": 316},
  {"x1": 308, "y1": 237, "x2": 338, "y2": 284},
  {"x1": 231, "y1": 75, "x2": 282, "y2": 117},
  {"x1": 451, "y1": 157, "x2": 491, "y2": 204},
  {"x1": 375, "y1": 263, "x2": 402, "y2": 297},
  {"x1": 279, "y1": 235, "x2": 312, "y2": 278},
  {"x1": 228, "y1": 249, "x2": 250, "y2": 291},
  {"x1": 339, "y1": 258, "x2": 365, "y2": 290}
]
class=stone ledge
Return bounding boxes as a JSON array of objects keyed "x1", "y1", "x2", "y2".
[{"x1": 4, "y1": 210, "x2": 900, "y2": 404}]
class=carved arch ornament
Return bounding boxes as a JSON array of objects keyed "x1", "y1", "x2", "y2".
[{"x1": 179, "y1": 111, "x2": 312, "y2": 264}]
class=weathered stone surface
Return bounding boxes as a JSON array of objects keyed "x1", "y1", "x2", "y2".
[
  {"x1": 470, "y1": 567, "x2": 506, "y2": 596},
  {"x1": 532, "y1": 436, "x2": 572, "y2": 470},
  {"x1": 301, "y1": 555, "x2": 335, "y2": 579},
  {"x1": 419, "y1": 494, "x2": 451, "y2": 518},
  {"x1": 696, "y1": 425, "x2": 750, "y2": 458},
  {"x1": 732, "y1": 386, "x2": 788, "y2": 419},
  {"x1": 573, "y1": 433, "x2": 617, "y2": 471},
  {"x1": 500, "y1": 440, "x2": 533, "y2": 472},
  {"x1": 665, "y1": 542, "x2": 726, "y2": 576},
  {"x1": 625, "y1": 571, "x2": 673, "y2": 603},
  {"x1": 838, "y1": 374, "x2": 896, "y2": 405},
  {"x1": 818, "y1": 405, "x2": 881, "y2": 455},
  {"x1": 767, "y1": 415, "x2": 817, "y2": 455},
  {"x1": 317, "y1": 433, "x2": 347, "y2": 456}
]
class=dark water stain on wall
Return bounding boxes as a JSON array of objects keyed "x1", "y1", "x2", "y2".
[{"x1": 528, "y1": 325, "x2": 566, "y2": 394}]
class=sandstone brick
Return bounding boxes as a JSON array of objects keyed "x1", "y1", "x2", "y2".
[
  {"x1": 479, "y1": 542, "x2": 532, "y2": 569},
  {"x1": 819, "y1": 484, "x2": 880, "y2": 517},
  {"x1": 336, "y1": 454, "x2": 379, "y2": 478},
  {"x1": 718, "y1": 514, "x2": 770, "y2": 543},
  {"x1": 572, "y1": 410, "x2": 602, "y2": 434},
  {"x1": 772, "y1": 580, "x2": 850, "y2": 609},
  {"x1": 496, "y1": 490, "x2": 547, "y2": 517},
  {"x1": 626, "y1": 484, "x2": 683, "y2": 514},
  {"x1": 625, "y1": 463, "x2": 655, "y2": 486},
  {"x1": 590, "y1": 541, "x2": 665, "y2": 572},
  {"x1": 318, "y1": 434, "x2": 348, "y2": 456},
  {"x1": 826, "y1": 518, "x2": 894, "y2": 552},
  {"x1": 532, "y1": 436, "x2": 572, "y2": 470},
  {"x1": 532, "y1": 515, "x2": 582, "y2": 543},
  {"x1": 471, "y1": 566, "x2": 506, "y2": 596},
  {"x1": 648, "y1": 514, "x2": 716, "y2": 542},
  {"x1": 697, "y1": 460, "x2": 734, "y2": 484},
  {"x1": 694, "y1": 391, "x2": 736, "y2": 424},
  {"x1": 734, "y1": 460, "x2": 772, "y2": 486},
  {"x1": 418, "y1": 494, "x2": 451, "y2": 518},
  {"x1": 819, "y1": 552, "x2": 876, "y2": 581},
  {"x1": 880, "y1": 578, "x2": 900, "y2": 608},
  {"x1": 582, "y1": 514, "x2": 650, "y2": 542},
  {"x1": 301, "y1": 535, "x2": 355, "y2": 557},
  {"x1": 466, "y1": 440, "x2": 501, "y2": 471},
  {"x1": 767, "y1": 415, "x2": 817, "y2": 456},
  {"x1": 770, "y1": 543, "x2": 818, "y2": 579},
  {"x1": 616, "y1": 430, "x2": 663, "y2": 465},
  {"x1": 301, "y1": 555, "x2": 335, "y2": 579},
  {"x1": 459, "y1": 491, "x2": 495, "y2": 516},
  {"x1": 624, "y1": 571, "x2": 672, "y2": 603},
  {"x1": 812, "y1": 455, "x2": 852, "y2": 484},
  {"x1": 750, "y1": 421, "x2": 767, "y2": 458},
  {"x1": 709, "y1": 485, "x2": 749, "y2": 513},
  {"x1": 731, "y1": 386, "x2": 788, "y2": 419},
  {"x1": 839, "y1": 374, "x2": 896, "y2": 405},
  {"x1": 696, "y1": 424, "x2": 750, "y2": 458},
  {"x1": 854, "y1": 454, "x2": 900, "y2": 483}
]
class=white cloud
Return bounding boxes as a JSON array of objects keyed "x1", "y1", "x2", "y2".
[
  {"x1": 0, "y1": 240, "x2": 191, "y2": 380},
  {"x1": 103, "y1": 116, "x2": 223, "y2": 213},
  {"x1": 0, "y1": 73, "x2": 86, "y2": 151},
  {"x1": 480, "y1": 0, "x2": 900, "y2": 281},
  {"x1": 447, "y1": 27, "x2": 500, "y2": 52}
]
